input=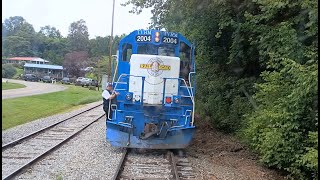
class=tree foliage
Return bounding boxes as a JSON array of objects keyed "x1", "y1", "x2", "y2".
[
  {"x1": 63, "y1": 51, "x2": 89, "y2": 77},
  {"x1": 39, "y1": 25, "x2": 62, "y2": 38},
  {"x1": 243, "y1": 58, "x2": 318, "y2": 179},
  {"x1": 67, "y1": 19, "x2": 90, "y2": 52},
  {"x1": 2, "y1": 16, "x2": 36, "y2": 57},
  {"x1": 2, "y1": 16, "x2": 122, "y2": 75},
  {"x1": 2, "y1": 64, "x2": 17, "y2": 78},
  {"x1": 124, "y1": 0, "x2": 318, "y2": 178}
]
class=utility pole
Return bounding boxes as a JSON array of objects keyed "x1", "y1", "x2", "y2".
[
  {"x1": 97, "y1": 58, "x2": 100, "y2": 91},
  {"x1": 108, "y1": 0, "x2": 115, "y2": 82}
]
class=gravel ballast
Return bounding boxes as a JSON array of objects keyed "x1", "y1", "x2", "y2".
[
  {"x1": 11, "y1": 105, "x2": 124, "y2": 180},
  {"x1": 2, "y1": 101, "x2": 285, "y2": 180}
]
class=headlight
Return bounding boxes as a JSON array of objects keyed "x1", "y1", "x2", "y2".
[
  {"x1": 165, "y1": 97, "x2": 172, "y2": 104},
  {"x1": 173, "y1": 97, "x2": 180, "y2": 104},
  {"x1": 134, "y1": 95, "x2": 141, "y2": 102},
  {"x1": 125, "y1": 93, "x2": 132, "y2": 100}
]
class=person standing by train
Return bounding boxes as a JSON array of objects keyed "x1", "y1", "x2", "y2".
[{"x1": 102, "y1": 82, "x2": 119, "y2": 120}]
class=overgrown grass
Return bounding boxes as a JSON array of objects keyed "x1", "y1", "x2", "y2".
[
  {"x1": 2, "y1": 82, "x2": 26, "y2": 90},
  {"x1": 2, "y1": 86, "x2": 102, "y2": 130}
]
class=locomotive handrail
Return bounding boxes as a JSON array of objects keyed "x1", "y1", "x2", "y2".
[
  {"x1": 188, "y1": 71, "x2": 196, "y2": 126},
  {"x1": 162, "y1": 77, "x2": 195, "y2": 127},
  {"x1": 162, "y1": 77, "x2": 194, "y2": 104},
  {"x1": 109, "y1": 74, "x2": 145, "y2": 120},
  {"x1": 111, "y1": 104, "x2": 117, "y2": 119},
  {"x1": 170, "y1": 110, "x2": 192, "y2": 129},
  {"x1": 113, "y1": 74, "x2": 146, "y2": 90},
  {"x1": 188, "y1": 72, "x2": 196, "y2": 97},
  {"x1": 111, "y1": 55, "x2": 118, "y2": 84}
]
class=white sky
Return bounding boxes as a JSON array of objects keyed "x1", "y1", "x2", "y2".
[{"x1": 2, "y1": 0, "x2": 153, "y2": 39}]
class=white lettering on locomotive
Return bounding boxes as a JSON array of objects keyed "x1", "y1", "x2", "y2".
[
  {"x1": 163, "y1": 32, "x2": 178, "y2": 37},
  {"x1": 137, "y1": 30, "x2": 152, "y2": 35}
]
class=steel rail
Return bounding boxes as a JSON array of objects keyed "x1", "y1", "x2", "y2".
[
  {"x1": 112, "y1": 149, "x2": 181, "y2": 180},
  {"x1": 170, "y1": 151, "x2": 180, "y2": 180},
  {"x1": 2, "y1": 103, "x2": 102, "y2": 150},
  {"x1": 111, "y1": 148, "x2": 128, "y2": 180},
  {"x1": 3, "y1": 113, "x2": 105, "y2": 180}
]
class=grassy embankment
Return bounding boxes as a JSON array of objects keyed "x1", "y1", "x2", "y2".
[
  {"x1": 2, "y1": 82, "x2": 26, "y2": 90},
  {"x1": 2, "y1": 85, "x2": 102, "y2": 130}
]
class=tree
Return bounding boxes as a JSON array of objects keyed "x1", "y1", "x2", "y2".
[
  {"x1": 63, "y1": 51, "x2": 89, "y2": 77},
  {"x1": 2, "y1": 16, "x2": 37, "y2": 57},
  {"x1": 89, "y1": 34, "x2": 124, "y2": 58},
  {"x1": 2, "y1": 64, "x2": 17, "y2": 78},
  {"x1": 3, "y1": 16, "x2": 26, "y2": 36},
  {"x1": 39, "y1": 25, "x2": 62, "y2": 38},
  {"x1": 2, "y1": 36, "x2": 32, "y2": 56},
  {"x1": 35, "y1": 25, "x2": 67, "y2": 65},
  {"x1": 125, "y1": 0, "x2": 318, "y2": 179},
  {"x1": 89, "y1": 36, "x2": 109, "y2": 57},
  {"x1": 67, "y1": 19, "x2": 90, "y2": 52}
]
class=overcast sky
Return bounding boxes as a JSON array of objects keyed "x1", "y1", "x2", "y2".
[{"x1": 2, "y1": 0, "x2": 153, "y2": 39}]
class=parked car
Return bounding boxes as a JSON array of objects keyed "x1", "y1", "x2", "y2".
[
  {"x1": 80, "y1": 78, "x2": 92, "y2": 87},
  {"x1": 75, "y1": 77, "x2": 84, "y2": 86},
  {"x1": 61, "y1": 77, "x2": 71, "y2": 84},
  {"x1": 90, "y1": 80, "x2": 98, "y2": 87},
  {"x1": 79, "y1": 78, "x2": 98, "y2": 87},
  {"x1": 23, "y1": 74, "x2": 40, "y2": 82},
  {"x1": 42, "y1": 76, "x2": 52, "y2": 83}
]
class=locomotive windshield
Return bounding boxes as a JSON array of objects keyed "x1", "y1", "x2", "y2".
[{"x1": 137, "y1": 44, "x2": 175, "y2": 57}]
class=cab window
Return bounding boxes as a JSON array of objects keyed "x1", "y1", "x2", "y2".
[
  {"x1": 179, "y1": 42, "x2": 191, "y2": 81},
  {"x1": 137, "y1": 44, "x2": 175, "y2": 57},
  {"x1": 122, "y1": 43, "x2": 132, "y2": 62}
]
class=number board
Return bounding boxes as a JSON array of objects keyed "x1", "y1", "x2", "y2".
[
  {"x1": 136, "y1": 35, "x2": 151, "y2": 42},
  {"x1": 162, "y1": 36, "x2": 179, "y2": 45}
]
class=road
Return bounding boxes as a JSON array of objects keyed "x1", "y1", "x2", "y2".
[{"x1": 2, "y1": 78, "x2": 68, "y2": 99}]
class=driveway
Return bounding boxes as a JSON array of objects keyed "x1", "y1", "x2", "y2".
[{"x1": 2, "y1": 78, "x2": 68, "y2": 99}]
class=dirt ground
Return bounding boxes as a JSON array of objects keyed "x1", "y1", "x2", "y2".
[{"x1": 186, "y1": 115, "x2": 287, "y2": 180}]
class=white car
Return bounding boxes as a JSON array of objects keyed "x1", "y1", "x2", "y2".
[
  {"x1": 80, "y1": 78, "x2": 92, "y2": 87},
  {"x1": 75, "y1": 77, "x2": 84, "y2": 86}
]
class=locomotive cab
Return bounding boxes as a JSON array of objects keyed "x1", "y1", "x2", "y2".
[{"x1": 106, "y1": 30, "x2": 196, "y2": 149}]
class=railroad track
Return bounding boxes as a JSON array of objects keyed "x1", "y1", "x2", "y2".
[
  {"x1": 113, "y1": 149, "x2": 197, "y2": 180},
  {"x1": 2, "y1": 104, "x2": 104, "y2": 180}
]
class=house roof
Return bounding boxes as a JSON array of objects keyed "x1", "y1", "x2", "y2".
[
  {"x1": 5, "y1": 57, "x2": 49, "y2": 62},
  {"x1": 24, "y1": 63, "x2": 63, "y2": 70}
]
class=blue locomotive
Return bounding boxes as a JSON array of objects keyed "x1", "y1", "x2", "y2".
[{"x1": 106, "y1": 29, "x2": 196, "y2": 149}]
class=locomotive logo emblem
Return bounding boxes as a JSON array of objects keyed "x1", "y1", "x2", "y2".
[{"x1": 140, "y1": 58, "x2": 171, "y2": 77}]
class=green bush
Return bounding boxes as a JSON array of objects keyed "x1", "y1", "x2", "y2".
[
  {"x1": 2, "y1": 64, "x2": 17, "y2": 78},
  {"x1": 11, "y1": 63, "x2": 23, "y2": 69},
  {"x1": 197, "y1": 64, "x2": 256, "y2": 133},
  {"x1": 242, "y1": 58, "x2": 318, "y2": 179}
]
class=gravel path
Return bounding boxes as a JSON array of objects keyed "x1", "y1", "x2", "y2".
[{"x1": 2, "y1": 78, "x2": 67, "y2": 99}]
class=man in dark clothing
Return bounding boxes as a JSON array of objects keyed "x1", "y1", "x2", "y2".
[{"x1": 102, "y1": 82, "x2": 119, "y2": 120}]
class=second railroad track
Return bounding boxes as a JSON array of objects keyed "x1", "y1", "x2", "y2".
[{"x1": 2, "y1": 104, "x2": 104, "y2": 180}]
